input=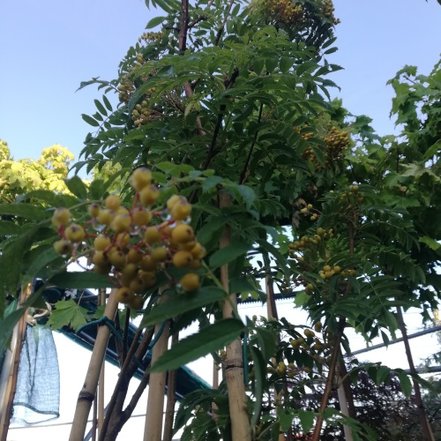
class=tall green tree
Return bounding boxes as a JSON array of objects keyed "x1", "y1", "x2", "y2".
[{"x1": 1, "y1": 1, "x2": 440, "y2": 440}]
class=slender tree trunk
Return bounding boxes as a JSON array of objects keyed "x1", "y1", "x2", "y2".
[
  {"x1": 69, "y1": 288, "x2": 119, "y2": 441},
  {"x1": 311, "y1": 333, "x2": 341, "y2": 441},
  {"x1": 219, "y1": 191, "x2": 252, "y2": 441},
  {"x1": 143, "y1": 321, "x2": 170, "y2": 441},
  {"x1": 100, "y1": 326, "x2": 154, "y2": 441},
  {"x1": 396, "y1": 307, "x2": 435, "y2": 441}
]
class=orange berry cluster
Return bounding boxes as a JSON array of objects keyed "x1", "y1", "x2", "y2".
[{"x1": 52, "y1": 168, "x2": 206, "y2": 307}]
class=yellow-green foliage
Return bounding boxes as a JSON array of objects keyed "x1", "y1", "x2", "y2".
[{"x1": 0, "y1": 141, "x2": 74, "y2": 201}]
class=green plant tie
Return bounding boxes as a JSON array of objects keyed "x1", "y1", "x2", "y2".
[
  {"x1": 78, "y1": 316, "x2": 122, "y2": 340},
  {"x1": 149, "y1": 321, "x2": 167, "y2": 349}
]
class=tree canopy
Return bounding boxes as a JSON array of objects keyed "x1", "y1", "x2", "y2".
[{"x1": 1, "y1": 1, "x2": 440, "y2": 440}]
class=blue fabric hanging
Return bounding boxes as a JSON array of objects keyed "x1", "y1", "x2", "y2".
[{"x1": 12, "y1": 324, "x2": 60, "y2": 425}]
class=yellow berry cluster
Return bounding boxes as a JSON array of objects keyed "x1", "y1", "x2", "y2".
[
  {"x1": 52, "y1": 168, "x2": 206, "y2": 307},
  {"x1": 318, "y1": 263, "x2": 341, "y2": 279},
  {"x1": 338, "y1": 184, "x2": 364, "y2": 205},
  {"x1": 266, "y1": 0, "x2": 304, "y2": 25},
  {"x1": 286, "y1": 327, "x2": 330, "y2": 369},
  {"x1": 299, "y1": 202, "x2": 319, "y2": 221},
  {"x1": 302, "y1": 126, "x2": 350, "y2": 170},
  {"x1": 324, "y1": 126, "x2": 350, "y2": 160},
  {"x1": 139, "y1": 32, "x2": 164, "y2": 43},
  {"x1": 131, "y1": 98, "x2": 160, "y2": 127},
  {"x1": 321, "y1": 0, "x2": 339, "y2": 24},
  {"x1": 118, "y1": 76, "x2": 134, "y2": 104},
  {"x1": 288, "y1": 227, "x2": 333, "y2": 251}
]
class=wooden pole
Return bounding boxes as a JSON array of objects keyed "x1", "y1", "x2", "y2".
[
  {"x1": 143, "y1": 321, "x2": 170, "y2": 441},
  {"x1": 163, "y1": 333, "x2": 178, "y2": 441},
  {"x1": 0, "y1": 286, "x2": 30, "y2": 441},
  {"x1": 396, "y1": 307, "x2": 435, "y2": 441},
  {"x1": 219, "y1": 191, "x2": 252, "y2": 441},
  {"x1": 69, "y1": 288, "x2": 119, "y2": 441},
  {"x1": 97, "y1": 288, "x2": 106, "y2": 438},
  {"x1": 336, "y1": 357, "x2": 354, "y2": 441}
]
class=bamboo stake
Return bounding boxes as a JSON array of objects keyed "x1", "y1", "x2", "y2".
[
  {"x1": 69, "y1": 288, "x2": 119, "y2": 441},
  {"x1": 0, "y1": 286, "x2": 30, "y2": 441},
  {"x1": 396, "y1": 307, "x2": 435, "y2": 441},
  {"x1": 263, "y1": 254, "x2": 278, "y2": 321},
  {"x1": 163, "y1": 333, "x2": 178, "y2": 441},
  {"x1": 143, "y1": 321, "x2": 170, "y2": 441},
  {"x1": 219, "y1": 191, "x2": 252, "y2": 441},
  {"x1": 97, "y1": 288, "x2": 106, "y2": 438},
  {"x1": 336, "y1": 357, "x2": 355, "y2": 441}
]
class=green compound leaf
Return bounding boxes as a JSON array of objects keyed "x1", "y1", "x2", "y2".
[{"x1": 150, "y1": 318, "x2": 245, "y2": 372}]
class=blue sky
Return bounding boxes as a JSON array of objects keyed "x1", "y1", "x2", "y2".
[{"x1": 1, "y1": 0, "x2": 440, "y2": 163}]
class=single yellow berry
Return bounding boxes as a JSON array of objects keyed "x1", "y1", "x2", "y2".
[
  {"x1": 144, "y1": 226, "x2": 161, "y2": 244},
  {"x1": 171, "y1": 223, "x2": 194, "y2": 244},
  {"x1": 105, "y1": 194, "x2": 121, "y2": 210},
  {"x1": 132, "y1": 207, "x2": 152, "y2": 226},
  {"x1": 115, "y1": 232, "x2": 130, "y2": 248},
  {"x1": 92, "y1": 251, "x2": 107, "y2": 266},
  {"x1": 115, "y1": 287, "x2": 133, "y2": 304},
  {"x1": 130, "y1": 167, "x2": 152, "y2": 192},
  {"x1": 172, "y1": 250, "x2": 194, "y2": 268},
  {"x1": 51, "y1": 208, "x2": 71, "y2": 227},
  {"x1": 170, "y1": 200, "x2": 192, "y2": 221},
  {"x1": 151, "y1": 246, "x2": 168, "y2": 262},
  {"x1": 166, "y1": 194, "x2": 181, "y2": 211},
  {"x1": 304, "y1": 329, "x2": 315, "y2": 338},
  {"x1": 139, "y1": 185, "x2": 160, "y2": 206},
  {"x1": 180, "y1": 273, "x2": 200, "y2": 291},
  {"x1": 127, "y1": 248, "x2": 142, "y2": 264},
  {"x1": 138, "y1": 270, "x2": 156, "y2": 288},
  {"x1": 140, "y1": 255, "x2": 157, "y2": 271},
  {"x1": 97, "y1": 208, "x2": 113, "y2": 225},
  {"x1": 110, "y1": 214, "x2": 131, "y2": 233},
  {"x1": 88, "y1": 203, "x2": 100, "y2": 218},
  {"x1": 190, "y1": 242, "x2": 206, "y2": 259},
  {"x1": 129, "y1": 276, "x2": 148, "y2": 294},
  {"x1": 53, "y1": 239, "x2": 72, "y2": 255},
  {"x1": 108, "y1": 247, "x2": 126, "y2": 269},
  {"x1": 127, "y1": 294, "x2": 145, "y2": 310},
  {"x1": 64, "y1": 224, "x2": 86, "y2": 242},
  {"x1": 121, "y1": 263, "x2": 139, "y2": 286},
  {"x1": 94, "y1": 234, "x2": 111, "y2": 251}
]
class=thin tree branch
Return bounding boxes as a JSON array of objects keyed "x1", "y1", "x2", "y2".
[
  {"x1": 214, "y1": 0, "x2": 236, "y2": 46},
  {"x1": 201, "y1": 68, "x2": 240, "y2": 170},
  {"x1": 311, "y1": 330, "x2": 342, "y2": 441},
  {"x1": 239, "y1": 102, "x2": 264, "y2": 185}
]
